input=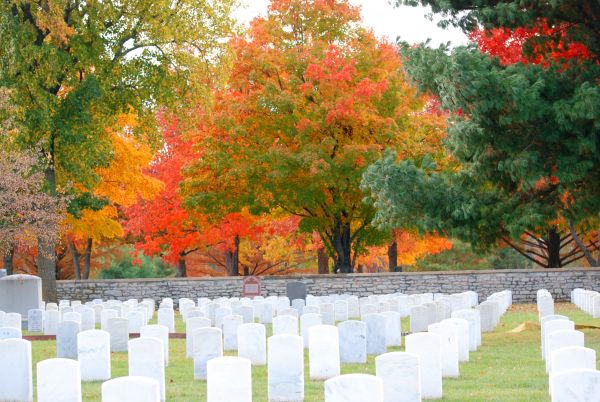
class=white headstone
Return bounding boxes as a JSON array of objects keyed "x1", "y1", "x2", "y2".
[
  {"x1": 0, "y1": 275, "x2": 42, "y2": 323},
  {"x1": 223, "y1": 314, "x2": 244, "y2": 351},
  {"x1": 129, "y1": 337, "x2": 165, "y2": 401},
  {"x1": 78, "y1": 329, "x2": 111, "y2": 381},
  {"x1": 550, "y1": 368, "x2": 600, "y2": 402},
  {"x1": 186, "y1": 316, "x2": 211, "y2": 358},
  {"x1": 63, "y1": 312, "x2": 82, "y2": 325},
  {"x1": 157, "y1": 308, "x2": 175, "y2": 333},
  {"x1": 409, "y1": 305, "x2": 428, "y2": 333},
  {"x1": 37, "y1": 358, "x2": 82, "y2": 402},
  {"x1": 0, "y1": 326, "x2": 22, "y2": 339},
  {"x1": 300, "y1": 313, "x2": 323, "y2": 348},
  {"x1": 27, "y1": 309, "x2": 43, "y2": 333},
  {"x1": 141, "y1": 324, "x2": 170, "y2": 367},
  {"x1": 127, "y1": 311, "x2": 145, "y2": 333},
  {"x1": 376, "y1": 352, "x2": 420, "y2": 402},
  {"x1": 259, "y1": 302, "x2": 274, "y2": 324},
  {"x1": 338, "y1": 320, "x2": 367, "y2": 364},
  {"x1": 334, "y1": 300, "x2": 349, "y2": 322},
  {"x1": 451, "y1": 309, "x2": 481, "y2": 351},
  {"x1": 193, "y1": 327, "x2": 223, "y2": 380},
  {"x1": 101, "y1": 376, "x2": 160, "y2": 402},
  {"x1": 268, "y1": 334, "x2": 304, "y2": 402},
  {"x1": 57, "y1": 320, "x2": 80, "y2": 359},
  {"x1": 207, "y1": 357, "x2": 252, "y2": 402},
  {"x1": 543, "y1": 320, "x2": 575, "y2": 362},
  {"x1": 80, "y1": 308, "x2": 95, "y2": 331},
  {"x1": 363, "y1": 313, "x2": 387, "y2": 355},
  {"x1": 324, "y1": 374, "x2": 384, "y2": 402},
  {"x1": 237, "y1": 323, "x2": 266, "y2": 365},
  {"x1": 5, "y1": 312, "x2": 22, "y2": 329},
  {"x1": 551, "y1": 346, "x2": 597, "y2": 375},
  {"x1": 546, "y1": 330, "x2": 585, "y2": 372},
  {"x1": 107, "y1": 317, "x2": 129, "y2": 352},
  {"x1": 405, "y1": 332, "x2": 443, "y2": 399},
  {"x1": 273, "y1": 315, "x2": 298, "y2": 336},
  {"x1": 309, "y1": 325, "x2": 340, "y2": 380},
  {"x1": 101, "y1": 309, "x2": 118, "y2": 331},
  {"x1": 381, "y1": 311, "x2": 402, "y2": 347},
  {"x1": 428, "y1": 322, "x2": 459, "y2": 378},
  {"x1": 0, "y1": 339, "x2": 32, "y2": 402}
]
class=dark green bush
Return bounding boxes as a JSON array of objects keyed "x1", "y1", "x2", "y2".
[{"x1": 98, "y1": 248, "x2": 174, "y2": 279}]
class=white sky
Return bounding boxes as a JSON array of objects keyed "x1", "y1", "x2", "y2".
[{"x1": 234, "y1": 0, "x2": 468, "y2": 47}]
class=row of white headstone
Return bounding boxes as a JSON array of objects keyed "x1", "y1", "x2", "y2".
[
  {"x1": 0, "y1": 289, "x2": 511, "y2": 402},
  {"x1": 571, "y1": 288, "x2": 600, "y2": 318},
  {"x1": 536, "y1": 289, "x2": 600, "y2": 402}
]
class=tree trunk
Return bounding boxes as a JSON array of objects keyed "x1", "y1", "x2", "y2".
[
  {"x1": 39, "y1": 156, "x2": 58, "y2": 301},
  {"x1": 176, "y1": 254, "x2": 187, "y2": 277},
  {"x1": 333, "y1": 219, "x2": 353, "y2": 273},
  {"x1": 67, "y1": 239, "x2": 81, "y2": 280},
  {"x1": 37, "y1": 237, "x2": 57, "y2": 302},
  {"x1": 82, "y1": 238, "x2": 92, "y2": 279},
  {"x1": 3, "y1": 245, "x2": 14, "y2": 275},
  {"x1": 546, "y1": 228, "x2": 562, "y2": 268},
  {"x1": 388, "y1": 240, "x2": 398, "y2": 272},
  {"x1": 317, "y1": 247, "x2": 329, "y2": 274},
  {"x1": 243, "y1": 266, "x2": 249, "y2": 276},
  {"x1": 224, "y1": 235, "x2": 240, "y2": 276}
]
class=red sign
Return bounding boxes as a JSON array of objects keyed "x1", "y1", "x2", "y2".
[{"x1": 242, "y1": 276, "x2": 261, "y2": 297}]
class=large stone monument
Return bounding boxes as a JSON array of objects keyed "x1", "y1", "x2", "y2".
[{"x1": 0, "y1": 275, "x2": 43, "y2": 328}]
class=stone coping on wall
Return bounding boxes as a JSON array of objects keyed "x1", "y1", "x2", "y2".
[{"x1": 56, "y1": 266, "x2": 600, "y2": 284}]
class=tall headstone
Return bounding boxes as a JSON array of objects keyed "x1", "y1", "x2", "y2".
[
  {"x1": 186, "y1": 317, "x2": 211, "y2": 358},
  {"x1": 157, "y1": 308, "x2": 175, "y2": 333},
  {"x1": 193, "y1": 327, "x2": 223, "y2": 380},
  {"x1": 0, "y1": 274, "x2": 42, "y2": 328},
  {"x1": 550, "y1": 368, "x2": 600, "y2": 402},
  {"x1": 363, "y1": 313, "x2": 387, "y2": 355},
  {"x1": 107, "y1": 317, "x2": 129, "y2": 353},
  {"x1": 0, "y1": 339, "x2": 32, "y2": 402},
  {"x1": 78, "y1": 330, "x2": 111, "y2": 381},
  {"x1": 338, "y1": 320, "x2": 367, "y2": 364},
  {"x1": 268, "y1": 334, "x2": 304, "y2": 402},
  {"x1": 309, "y1": 325, "x2": 340, "y2": 380},
  {"x1": 129, "y1": 338, "x2": 165, "y2": 401},
  {"x1": 57, "y1": 320, "x2": 81, "y2": 359},
  {"x1": 286, "y1": 281, "x2": 307, "y2": 301},
  {"x1": 44, "y1": 310, "x2": 60, "y2": 335},
  {"x1": 237, "y1": 323, "x2": 266, "y2": 365},
  {"x1": 405, "y1": 332, "x2": 443, "y2": 399},
  {"x1": 300, "y1": 313, "x2": 323, "y2": 348},
  {"x1": 140, "y1": 325, "x2": 170, "y2": 366},
  {"x1": 37, "y1": 358, "x2": 82, "y2": 402},
  {"x1": 207, "y1": 357, "x2": 252, "y2": 402}
]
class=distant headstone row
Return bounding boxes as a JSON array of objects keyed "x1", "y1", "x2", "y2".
[
  {"x1": 537, "y1": 289, "x2": 600, "y2": 402},
  {"x1": 0, "y1": 287, "x2": 513, "y2": 401}
]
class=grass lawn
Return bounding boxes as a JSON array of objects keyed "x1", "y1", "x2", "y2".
[{"x1": 29, "y1": 303, "x2": 600, "y2": 401}]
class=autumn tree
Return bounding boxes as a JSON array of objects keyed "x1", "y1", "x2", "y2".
[
  {"x1": 65, "y1": 113, "x2": 163, "y2": 279},
  {"x1": 0, "y1": 149, "x2": 66, "y2": 275},
  {"x1": 0, "y1": 0, "x2": 235, "y2": 299},
  {"x1": 183, "y1": 0, "x2": 447, "y2": 273},
  {"x1": 364, "y1": 3, "x2": 600, "y2": 268}
]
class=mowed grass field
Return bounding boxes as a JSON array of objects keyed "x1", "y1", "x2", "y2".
[{"x1": 29, "y1": 303, "x2": 600, "y2": 401}]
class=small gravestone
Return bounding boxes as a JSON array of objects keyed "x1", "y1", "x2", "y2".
[
  {"x1": 101, "y1": 376, "x2": 160, "y2": 402},
  {"x1": 186, "y1": 317, "x2": 211, "y2": 358},
  {"x1": 375, "y1": 352, "x2": 420, "y2": 402},
  {"x1": 363, "y1": 313, "x2": 387, "y2": 356},
  {"x1": 193, "y1": 327, "x2": 223, "y2": 380},
  {"x1": 286, "y1": 281, "x2": 306, "y2": 301},
  {"x1": 141, "y1": 325, "x2": 170, "y2": 367},
  {"x1": 405, "y1": 332, "x2": 442, "y2": 399},
  {"x1": 107, "y1": 317, "x2": 129, "y2": 352},
  {"x1": 237, "y1": 323, "x2": 266, "y2": 365},
  {"x1": 157, "y1": 308, "x2": 175, "y2": 333},
  {"x1": 27, "y1": 309, "x2": 44, "y2": 333},
  {"x1": 273, "y1": 315, "x2": 298, "y2": 336},
  {"x1": 207, "y1": 357, "x2": 252, "y2": 402},
  {"x1": 0, "y1": 275, "x2": 42, "y2": 329},
  {"x1": 308, "y1": 325, "x2": 340, "y2": 380},
  {"x1": 324, "y1": 374, "x2": 383, "y2": 402},
  {"x1": 0, "y1": 269, "x2": 6, "y2": 278},
  {"x1": 242, "y1": 276, "x2": 261, "y2": 298},
  {"x1": 223, "y1": 315, "x2": 243, "y2": 351},
  {"x1": 300, "y1": 313, "x2": 322, "y2": 349}
]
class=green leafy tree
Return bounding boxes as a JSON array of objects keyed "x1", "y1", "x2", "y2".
[
  {"x1": 98, "y1": 248, "x2": 174, "y2": 279},
  {"x1": 363, "y1": 4, "x2": 600, "y2": 268},
  {"x1": 0, "y1": 0, "x2": 235, "y2": 299}
]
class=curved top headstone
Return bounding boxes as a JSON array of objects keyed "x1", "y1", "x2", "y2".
[
  {"x1": 286, "y1": 281, "x2": 307, "y2": 301},
  {"x1": 0, "y1": 275, "x2": 43, "y2": 323}
]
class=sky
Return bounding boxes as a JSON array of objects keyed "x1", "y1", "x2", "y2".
[{"x1": 234, "y1": 0, "x2": 469, "y2": 47}]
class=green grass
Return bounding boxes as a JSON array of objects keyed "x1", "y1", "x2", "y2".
[{"x1": 29, "y1": 303, "x2": 600, "y2": 401}]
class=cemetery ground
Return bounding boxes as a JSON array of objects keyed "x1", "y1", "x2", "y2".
[{"x1": 25, "y1": 303, "x2": 599, "y2": 401}]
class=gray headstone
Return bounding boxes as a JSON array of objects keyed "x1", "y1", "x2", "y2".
[
  {"x1": 0, "y1": 275, "x2": 42, "y2": 328},
  {"x1": 27, "y1": 309, "x2": 44, "y2": 333},
  {"x1": 57, "y1": 320, "x2": 80, "y2": 359},
  {"x1": 0, "y1": 269, "x2": 6, "y2": 278},
  {"x1": 286, "y1": 281, "x2": 307, "y2": 301}
]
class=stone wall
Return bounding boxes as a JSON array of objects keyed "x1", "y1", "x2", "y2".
[{"x1": 56, "y1": 267, "x2": 600, "y2": 305}]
